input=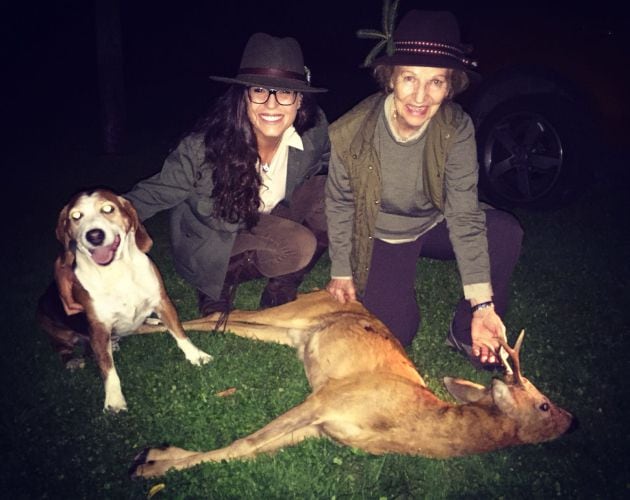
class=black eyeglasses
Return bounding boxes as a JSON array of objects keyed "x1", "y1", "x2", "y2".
[{"x1": 247, "y1": 87, "x2": 298, "y2": 106}]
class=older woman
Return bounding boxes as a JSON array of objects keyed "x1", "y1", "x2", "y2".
[
  {"x1": 325, "y1": 10, "x2": 523, "y2": 367},
  {"x1": 57, "y1": 33, "x2": 330, "y2": 317}
]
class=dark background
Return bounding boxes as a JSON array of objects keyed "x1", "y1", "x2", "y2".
[
  {"x1": 7, "y1": 0, "x2": 388, "y2": 155},
  {"x1": 2, "y1": 4, "x2": 629, "y2": 497},
  {"x1": 7, "y1": 1, "x2": 628, "y2": 163}
]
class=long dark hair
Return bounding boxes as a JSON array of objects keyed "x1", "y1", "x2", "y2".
[{"x1": 194, "y1": 85, "x2": 320, "y2": 229}]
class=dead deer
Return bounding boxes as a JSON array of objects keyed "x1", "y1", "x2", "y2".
[{"x1": 131, "y1": 290, "x2": 573, "y2": 478}]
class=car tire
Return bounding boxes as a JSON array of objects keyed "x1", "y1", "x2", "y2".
[{"x1": 475, "y1": 94, "x2": 589, "y2": 210}]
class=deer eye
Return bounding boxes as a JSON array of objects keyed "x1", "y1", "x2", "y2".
[{"x1": 539, "y1": 402, "x2": 550, "y2": 412}]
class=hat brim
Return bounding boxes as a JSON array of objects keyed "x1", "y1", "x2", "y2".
[
  {"x1": 371, "y1": 53, "x2": 481, "y2": 83},
  {"x1": 209, "y1": 75, "x2": 327, "y2": 93}
]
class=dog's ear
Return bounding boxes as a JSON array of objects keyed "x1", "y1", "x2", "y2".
[
  {"x1": 55, "y1": 203, "x2": 76, "y2": 267},
  {"x1": 119, "y1": 196, "x2": 153, "y2": 253}
]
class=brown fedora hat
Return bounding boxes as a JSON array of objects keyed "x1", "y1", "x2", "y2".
[
  {"x1": 372, "y1": 10, "x2": 479, "y2": 81},
  {"x1": 210, "y1": 32, "x2": 327, "y2": 93}
]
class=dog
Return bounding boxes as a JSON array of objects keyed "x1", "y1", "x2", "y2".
[
  {"x1": 37, "y1": 189, "x2": 212, "y2": 413},
  {"x1": 131, "y1": 290, "x2": 574, "y2": 477}
]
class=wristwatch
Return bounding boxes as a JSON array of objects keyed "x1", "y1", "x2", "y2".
[{"x1": 471, "y1": 301, "x2": 493, "y2": 313}]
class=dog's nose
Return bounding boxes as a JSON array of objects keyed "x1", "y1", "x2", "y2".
[{"x1": 86, "y1": 229, "x2": 106, "y2": 246}]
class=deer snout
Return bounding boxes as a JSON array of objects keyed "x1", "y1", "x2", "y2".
[
  {"x1": 550, "y1": 405, "x2": 575, "y2": 440},
  {"x1": 566, "y1": 413, "x2": 579, "y2": 434},
  {"x1": 86, "y1": 228, "x2": 106, "y2": 246}
]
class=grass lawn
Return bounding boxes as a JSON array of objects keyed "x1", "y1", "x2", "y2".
[{"x1": 2, "y1": 131, "x2": 628, "y2": 498}]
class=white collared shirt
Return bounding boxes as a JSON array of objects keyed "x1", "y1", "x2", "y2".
[{"x1": 258, "y1": 126, "x2": 304, "y2": 213}]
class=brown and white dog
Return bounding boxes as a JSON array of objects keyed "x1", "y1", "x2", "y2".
[{"x1": 37, "y1": 189, "x2": 212, "y2": 413}]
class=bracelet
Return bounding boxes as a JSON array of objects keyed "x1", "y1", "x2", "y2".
[{"x1": 471, "y1": 301, "x2": 494, "y2": 313}]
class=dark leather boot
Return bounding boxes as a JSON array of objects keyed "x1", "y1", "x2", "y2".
[
  {"x1": 197, "y1": 287, "x2": 230, "y2": 317},
  {"x1": 259, "y1": 244, "x2": 327, "y2": 308},
  {"x1": 198, "y1": 251, "x2": 262, "y2": 316}
]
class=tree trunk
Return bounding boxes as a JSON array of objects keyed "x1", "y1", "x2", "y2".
[{"x1": 94, "y1": 0, "x2": 125, "y2": 154}]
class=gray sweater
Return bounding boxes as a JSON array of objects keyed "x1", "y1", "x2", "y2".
[
  {"x1": 374, "y1": 107, "x2": 443, "y2": 240},
  {"x1": 326, "y1": 97, "x2": 491, "y2": 300}
]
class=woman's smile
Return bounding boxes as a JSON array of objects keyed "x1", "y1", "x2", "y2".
[
  {"x1": 390, "y1": 66, "x2": 450, "y2": 138},
  {"x1": 246, "y1": 88, "x2": 301, "y2": 142},
  {"x1": 404, "y1": 103, "x2": 429, "y2": 118}
]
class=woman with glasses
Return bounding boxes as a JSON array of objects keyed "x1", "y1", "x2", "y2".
[{"x1": 56, "y1": 33, "x2": 330, "y2": 318}]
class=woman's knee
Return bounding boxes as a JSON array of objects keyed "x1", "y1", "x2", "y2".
[
  {"x1": 290, "y1": 227, "x2": 317, "y2": 269},
  {"x1": 255, "y1": 220, "x2": 316, "y2": 275},
  {"x1": 486, "y1": 209, "x2": 524, "y2": 247}
]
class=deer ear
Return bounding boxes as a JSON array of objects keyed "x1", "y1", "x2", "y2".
[
  {"x1": 443, "y1": 377, "x2": 487, "y2": 403},
  {"x1": 491, "y1": 379, "x2": 517, "y2": 415}
]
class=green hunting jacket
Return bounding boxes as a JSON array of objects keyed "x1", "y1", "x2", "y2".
[
  {"x1": 125, "y1": 109, "x2": 330, "y2": 300},
  {"x1": 327, "y1": 93, "x2": 487, "y2": 295}
]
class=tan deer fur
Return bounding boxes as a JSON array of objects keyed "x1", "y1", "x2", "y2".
[{"x1": 131, "y1": 290, "x2": 572, "y2": 478}]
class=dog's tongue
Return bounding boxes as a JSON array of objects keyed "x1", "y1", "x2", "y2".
[{"x1": 91, "y1": 235, "x2": 121, "y2": 265}]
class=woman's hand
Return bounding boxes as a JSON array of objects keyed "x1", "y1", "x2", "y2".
[
  {"x1": 54, "y1": 256, "x2": 84, "y2": 315},
  {"x1": 326, "y1": 278, "x2": 357, "y2": 304},
  {"x1": 470, "y1": 306, "x2": 506, "y2": 364}
]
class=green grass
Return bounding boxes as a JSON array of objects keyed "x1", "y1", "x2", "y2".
[{"x1": 2, "y1": 140, "x2": 628, "y2": 499}]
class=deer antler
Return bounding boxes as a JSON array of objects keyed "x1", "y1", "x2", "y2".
[{"x1": 497, "y1": 330, "x2": 525, "y2": 385}]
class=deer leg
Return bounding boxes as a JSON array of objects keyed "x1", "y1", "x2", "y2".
[
  {"x1": 131, "y1": 399, "x2": 324, "y2": 478},
  {"x1": 137, "y1": 291, "x2": 344, "y2": 344},
  {"x1": 137, "y1": 315, "x2": 305, "y2": 347},
  {"x1": 185, "y1": 317, "x2": 306, "y2": 347}
]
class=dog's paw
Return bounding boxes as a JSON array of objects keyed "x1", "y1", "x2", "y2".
[
  {"x1": 104, "y1": 393, "x2": 128, "y2": 414},
  {"x1": 111, "y1": 334, "x2": 121, "y2": 352},
  {"x1": 65, "y1": 357, "x2": 86, "y2": 371},
  {"x1": 188, "y1": 350, "x2": 213, "y2": 366},
  {"x1": 178, "y1": 338, "x2": 213, "y2": 366},
  {"x1": 104, "y1": 403, "x2": 128, "y2": 414},
  {"x1": 144, "y1": 317, "x2": 163, "y2": 326}
]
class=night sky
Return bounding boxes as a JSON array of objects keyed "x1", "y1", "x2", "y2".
[
  {"x1": 6, "y1": 1, "x2": 629, "y2": 161},
  {"x1": 8, "y1": 0, "x2": 387, "y2": 151}
]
